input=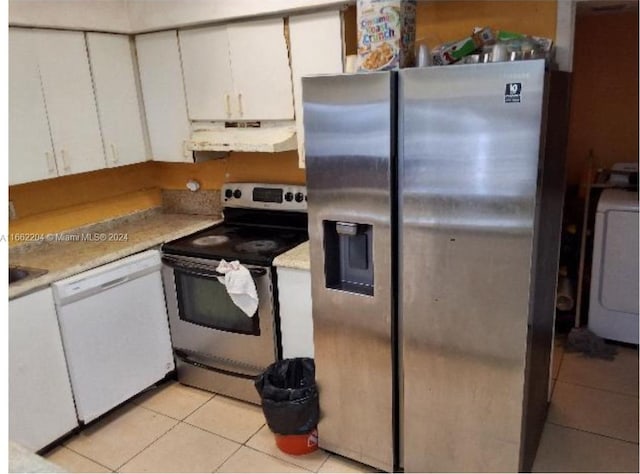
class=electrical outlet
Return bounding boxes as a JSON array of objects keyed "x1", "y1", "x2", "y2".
[{"x1": 9, "y1": 201, "x2": 16, "y2": 220}]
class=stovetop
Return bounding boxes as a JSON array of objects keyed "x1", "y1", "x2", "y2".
[
  {"x1": 163, "y1": 183, "x2": 309, "y2": 266},
  {"x1": 162, "y1": 209, "x2": 309, "y2": 266}
]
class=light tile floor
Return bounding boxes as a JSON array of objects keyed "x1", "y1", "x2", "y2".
[
  {"x1": 533, "y1": 339, "x2": 639, "y2": 473},
  {"x1": 46, "y1": 340, "x2": 638, "y2": 473}
]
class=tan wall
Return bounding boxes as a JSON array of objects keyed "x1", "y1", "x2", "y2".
[
  {"x1": 415, "y1": 1, "x2": 557, "y2": 48},
  {"x1": 8, "y1": 152, "x2": 304, "y2": 240},
  {"x1": 345, "y1": 1, "x2": 557, "y2": 54},
  {"x1": 8, "y1": 162, "x2": 160, "y2": 240},
  {"x1": 565, "y1": 11, "x2": 639, "y2": 186},
  {"x1": 9, "y1": 161, "x2": 158, "y2": 219},
  {"x1": 154, "y1": 151, "x2": 305, "y2": 190},
  {"x1": 9, "y1": 189, "x2": 162, "y2": 237}
]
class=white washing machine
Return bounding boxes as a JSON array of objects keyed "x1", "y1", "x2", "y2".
[{"x1": 588, "y1": 188, "x2": 639, "y2": 344}]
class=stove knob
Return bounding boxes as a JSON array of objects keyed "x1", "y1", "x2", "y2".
[
  {"x1": 284, "y1": 192, "x2": 294, "y2": 202},
  {"x1": 224, "y1": 189, "x2": 233, "y2": 199},
  {"x1": 294, "y1": 192, "x2": 304, "y2": 203},
  {"x1": 233, "y1": 189, "x2": 242, "y2": 199}
]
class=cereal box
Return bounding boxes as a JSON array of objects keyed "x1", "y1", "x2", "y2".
[{"x1": 357, "y1": 0, "x2": 416, "y2": 72}]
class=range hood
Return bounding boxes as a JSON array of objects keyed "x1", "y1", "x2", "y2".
[{"x1": 186, "y1": 122, "x2": 297, "y2": 153}]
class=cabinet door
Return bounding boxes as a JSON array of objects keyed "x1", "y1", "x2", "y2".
[
  {"x1": 277, "y1": 267, "x2": 314, "y2": 359},
  {"x1": 135, "y1": 30, "x2": 191, "y2": 162},
  {"x1": 289, "y1": 11, "x2": 344, "y2": 168},
  {"x1": 179, "y1": 26, "x2": 234, "y2": 121},
  {"x1": 8, "y1": 28, "x2": 57, "y2": 184},
  {"x1": 9, "y1": 288, "x2": 78, "y2": 451},
  {"x1": 34, "y1": 29, "x2": 106, "y2": 175},
  {"x1": 87, "y1": 33, "x2": 149, "y2": 167},
  {"x1": 227, "y1": 18, "x2": 294, "y2": 121}
]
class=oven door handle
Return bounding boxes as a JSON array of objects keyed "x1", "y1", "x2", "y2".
[{"x1": 161, "y1": 256, "x2": 267, "y2": 278}]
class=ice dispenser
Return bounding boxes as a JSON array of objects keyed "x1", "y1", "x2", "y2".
[{"x1": 323, "y1": 221, "x2": 374, "y2": 296}]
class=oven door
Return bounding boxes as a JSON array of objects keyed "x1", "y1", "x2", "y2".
[{"x1": 161, "y1": 254, "x2": 276, "y2": 377}]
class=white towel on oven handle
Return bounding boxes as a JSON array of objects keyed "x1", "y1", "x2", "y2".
[{"x1": 215, "y1": 260, "x2": 258, "y2": 317}]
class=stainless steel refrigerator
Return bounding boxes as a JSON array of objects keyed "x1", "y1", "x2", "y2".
[{"x1": 302, "y1": 60, "x2": 570, "y2": 472}]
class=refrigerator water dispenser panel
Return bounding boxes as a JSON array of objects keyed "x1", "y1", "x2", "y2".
[{"x1": 323, "y1": 221, "x2": 374, "y2": 296}]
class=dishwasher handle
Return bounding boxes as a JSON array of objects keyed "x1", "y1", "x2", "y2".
[{"x1": 100, "y1": 276, "x2": 130, "y2": 290}]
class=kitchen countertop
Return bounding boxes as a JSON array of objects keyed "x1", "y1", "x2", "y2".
[
  {"x1": 273, "y1": 241, "x2": 310, "y2": 270},
  {"x1": 9, "y1": 210, "x2": 220, "y2": 300}
]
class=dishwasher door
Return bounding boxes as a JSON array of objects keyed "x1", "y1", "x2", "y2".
[{"x1": 53, "y1": 249, "x2": 175, "y2": 423}]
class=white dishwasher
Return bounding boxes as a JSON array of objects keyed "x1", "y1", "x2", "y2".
[{"x1": 53, "y1": 249, "x2": 175, "y2": 424}]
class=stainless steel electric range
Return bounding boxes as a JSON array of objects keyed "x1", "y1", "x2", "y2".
[{"x1": 161, "y1": 183, "x2": 308, "y2": 404}]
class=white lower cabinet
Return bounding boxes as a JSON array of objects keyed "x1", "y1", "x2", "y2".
[
  {"x1": 9, "y1": 288, "x2": 78, "y2": 451},
  {"x1": 277, "y1": 267, "x2": 314, "y2": 358}
]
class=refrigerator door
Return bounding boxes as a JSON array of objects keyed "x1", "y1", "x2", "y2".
[
  {"x1": 520, "y1": 70, "x2": 571, "y2": 471},
  {"x1": 399, "y1": 61, "x2": 545, "y2": 472},
  {"x1": 303, "y1": 72, "x2": 395, "y2": 471}
]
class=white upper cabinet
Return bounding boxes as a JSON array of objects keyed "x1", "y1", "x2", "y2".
[
  {"x1": 33, "y1": 29, "x2": 106, "y2": 175},
  {"x1": 136, "y1": 30, "x2": 191, "y2": 162},
  {"x1": 179, "y1": 17, "x2": 294, "y2": 122},
  {"x1": 289, "y1": 11, "x2": 344, "y2": 168},
  {"x1": 8, "y1": 28, "x2": 57, "y2": 185},
  {"x1": 179, "y1": 25, "x2": 234, "y2": 121},
  {"x1": 226, "y1": 18, "x2": 294, "y2": 121},
  {"x1": 86, "y1": 33, "x2": 149, "y2": 167}
]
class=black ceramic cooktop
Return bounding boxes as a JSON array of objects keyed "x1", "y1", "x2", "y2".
[{"x1": 162, "y1": 210, "x2": 308, "y2": 266}]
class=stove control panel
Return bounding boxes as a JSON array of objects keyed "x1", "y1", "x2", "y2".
[{"x1": 222, "y1": 183, "x2": 307, "y2": 212}]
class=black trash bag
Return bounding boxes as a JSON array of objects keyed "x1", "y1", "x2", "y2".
[{"x1": 255, "y1": 358, "x2": 319, "y2": 435}]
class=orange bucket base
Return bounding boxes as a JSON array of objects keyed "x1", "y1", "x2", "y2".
[{"x1": 274, "y1": 428, "x2": 318, "y2": 455}]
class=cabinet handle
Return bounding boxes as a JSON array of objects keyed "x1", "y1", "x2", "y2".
[
  {"x1": 45, "y1": 151, "x2": 56, "y2": 175},
  {"x1": 238, "y1": 93, "x2": 243, "y2": 117},
  {"x1": 61, "y1": 149, "x2": 71, "y2": 173},
  {"x1": 110, "y1": 144, "x2": 119, "y2": 165},
  {"x1": 225, "y1": 93, "x2": 231, "y2": 118}
]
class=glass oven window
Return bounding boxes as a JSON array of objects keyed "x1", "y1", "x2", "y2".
[{"x1": 174, "y1": 269, "x2": 260, "y2": 336}]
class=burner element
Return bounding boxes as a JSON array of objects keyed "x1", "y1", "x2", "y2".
[
  {"x1": 191, "y1": 235, "x2": 230, "y2": 247},
  {"x1": 235, "y1": 240, "x2": 279, "y2": 253}
]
